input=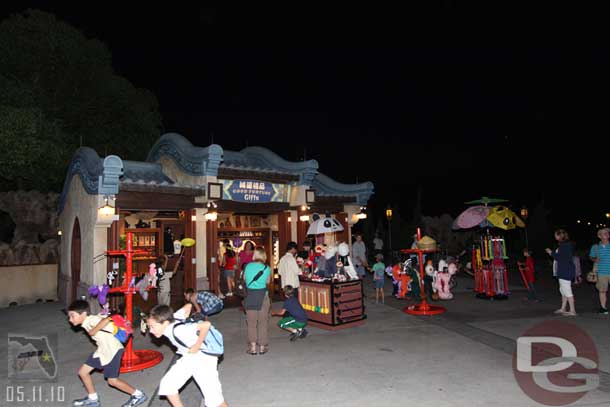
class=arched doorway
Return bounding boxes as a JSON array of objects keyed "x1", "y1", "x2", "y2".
[{"x1": 70, "y1": 218, "x2": 81, "y2": 302}]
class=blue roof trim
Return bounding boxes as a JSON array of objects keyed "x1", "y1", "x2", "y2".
[
  {"x1": 311, "y1": 173, "x2": 374, "y2": 205},
  {"x1": 147, "y1": 133, "x2": 223, "y2": 176},
  {"x1": 122, "y1": 161, "x2": 174, "y2": 185},
  {"x1": 224, "y1": 146, "x2": 319, "y2": 185},
  {"x1": 99, "y1": 156, "x2": 123, "y2": 194},
  {"x1": 59, "y1": 148, "x2": 124, "y2": 213}
]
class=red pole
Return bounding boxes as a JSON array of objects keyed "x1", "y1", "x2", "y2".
[{"x1": 124, "y1": 232, "x2": 134, "y2": 363}]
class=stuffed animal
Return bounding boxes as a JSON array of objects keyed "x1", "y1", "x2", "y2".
[
  {"x1": 148, "y1": 263, "x2": 158, "y2": 288},
  {"x1": 425, "y1": 261, "x2": 438, "y2": 300},
  {"x1": 405, "y1": 260, "x2": 421, "y2": 299},
  {"x1": 435, "y1": 262, "x2": 457, "y2": 300},
  {"x1": 317, "y1": 244, "x2": 337, "y2": 278},
  {"x1": 392, "y1": 264, "x2": 410, "y2": 299},
  {"x1": 386, "y1": 265, "x2": 398, "y2": 296},
  {"x1": 88, "y1": 284, "x2": 110, "y2": 306},
  {"x1": 135, "y1": 277, "x2": 149, "y2": 301},
  {"x1": 337, "y1": 242, "x2": 359, "y2": 280}
]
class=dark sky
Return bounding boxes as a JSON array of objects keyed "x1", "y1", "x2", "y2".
[{"x1": 3, "y1": 3, "x2": 610, "y2": 228}]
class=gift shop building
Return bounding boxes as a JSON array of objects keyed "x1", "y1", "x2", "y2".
[{"x1": 58, "y1": 133, "x2": 374, "y2": 310}]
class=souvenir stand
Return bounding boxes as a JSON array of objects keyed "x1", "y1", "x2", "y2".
[
  {"x1": 106, "y1": 232, "x2": 163, "y2": 372},
  {"x1": 298, "y1": 215, "x2": 366, "y2": 330},
  {"x1": 453, "y1": 197, "x2": 524, "y2": 300},
  {"x1": 401, "y1": 228, "x2": 446, "y2": 315}
]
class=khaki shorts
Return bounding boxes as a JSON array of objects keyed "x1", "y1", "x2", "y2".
[{"x1": 596, "y1": 274, "x2": 610, "y2": 291}]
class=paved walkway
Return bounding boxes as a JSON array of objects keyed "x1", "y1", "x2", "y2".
[{"x1": 2, "y1": 269, "x2": 610, "y2": 406}]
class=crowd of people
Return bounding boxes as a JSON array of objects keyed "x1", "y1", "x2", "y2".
[{"x1": 66, "y1": 227, "x2": 610, "y2": 406}]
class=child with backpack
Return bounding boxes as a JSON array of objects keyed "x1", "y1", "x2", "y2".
[
  {"x1": 147, "y1": 303, "x2": 228, "y2": 407},
  {"x1": 67, "y1": 300, "x2": 147, "y2": 407},
  {"x1": 271, "y1": 285, "x2": 308, "y2": 341},
  {"x1": 184, "y1": 288, "x2": 224, "y2": 320}
]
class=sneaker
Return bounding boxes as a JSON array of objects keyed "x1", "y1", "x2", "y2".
[
  {"x1": 299, "y1": 328, "x2": 308, "y2": 339},
  {"x1": 226, "y1": 292, "x2": 233, "y2": 297},
  {"x1": 121, "y1": 392, "x2": 148, "y2": 407},
  {"x1": 289, "y1": 332, "x2": 299, "y2": 342},
  {"x1": 599, "y1": 307, "x2": 609, "y2": 315},
  {"x1": 218, "y1": 293, "x2": 226, "y2": 299},
  {"x1": 553, "y1": 309, "x2": 566, "y2": 314},
  {"x1": 73, "y1": 397, "x2": 101, "y2": 407}
]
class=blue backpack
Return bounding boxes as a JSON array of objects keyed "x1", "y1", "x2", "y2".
[{"x1": 172, "y1": 320, "x2": 224, "y2": 357}]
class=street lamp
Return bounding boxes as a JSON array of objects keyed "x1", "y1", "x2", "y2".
[
  {"x1": 520, "y1": 206, "x2": 529, "y2": 248},
  {"x1": 386, "y1": 207, "x2": 393, "y2": 254}
]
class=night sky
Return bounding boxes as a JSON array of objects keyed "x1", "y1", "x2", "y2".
[{"x1": 3, "y1": 3, "x2": 610, "y2": 228}]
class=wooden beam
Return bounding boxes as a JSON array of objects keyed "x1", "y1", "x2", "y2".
[
  {"x1": 218, "y1": 167, "x2": 298, "y2": 183},
  {"x1": 216, "y1": 200, "x2": 290, "y2": 214},
  {"x1": 116, "y1": 191, "x2": 206, "y2": 210}
]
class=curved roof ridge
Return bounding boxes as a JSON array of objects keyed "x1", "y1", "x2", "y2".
[
  {"x1": 312, "y1": 172, "x2": 374, "y2": 205},
  {"x1": 59, "y1": 147, "x2": 123, "y2": 213},
  {"x1": 228, "y1": 146, "x2": 318, "y2": 184},
  {"x1": 147, "y1": 132, "x2": 223, "y2": 176}
]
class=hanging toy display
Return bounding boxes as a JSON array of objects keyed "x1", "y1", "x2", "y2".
[
  {"x1": 105, "y1": 232, "x2": 163, "y2": 372},
  {"x1": 474, "y1": 236, "x2": 509, "y2": 300},
  {"x1": 480, "y1": 235, "x2": 508, "y2": 260}
]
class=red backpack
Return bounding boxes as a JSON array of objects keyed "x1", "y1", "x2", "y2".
[{"x1": 109, "y1": 314, "x2": 132, "y2": 343}]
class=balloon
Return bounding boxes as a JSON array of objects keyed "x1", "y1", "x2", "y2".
[{"x1": 181, "y1": 237, "x2": 196, "y2": 247}]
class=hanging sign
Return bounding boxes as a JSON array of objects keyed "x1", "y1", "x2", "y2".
[{"x1": 222, "y1": 179, "x2": 290, "y2": 203}]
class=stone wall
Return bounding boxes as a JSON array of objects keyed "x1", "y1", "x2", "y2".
[
  {"x1": 0, "y1": 264, "x2": 58, "y2": 307},
  {"x1": 0, "y1": 191, "x2": 60, "y2": 265}
]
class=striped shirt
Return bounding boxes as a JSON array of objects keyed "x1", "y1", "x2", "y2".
[{"x1": 590, "y1": 243, "x2": 610, "y2": 275}]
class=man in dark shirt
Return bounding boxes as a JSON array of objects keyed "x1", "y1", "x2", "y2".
[{"x1": 271, "y1": 285, "x2": 308, "y2": 341}]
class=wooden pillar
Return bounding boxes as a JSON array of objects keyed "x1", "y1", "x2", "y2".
[
  {"x1": 184, "y1": 209, "x2": 197, "y2": 290},
  {"x1": 206, "y1": 216, "x2": 219, "y2": 294},
  {"x1": 277, "y1": 212, "x2": 291, "y2": 254},
  {"x1": 336, "y1": 212, "x2": 349, "y2": 244},
  {"x1": 297, "y1": 209, "x2": 308, "y2": 247},
  {"x1": 107, "y1": 216, "x2": 120, "y2": 311}
]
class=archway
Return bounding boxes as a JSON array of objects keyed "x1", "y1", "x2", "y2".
[{"x1": 70, "y1": 218, "x2": 81, "y2": 302}]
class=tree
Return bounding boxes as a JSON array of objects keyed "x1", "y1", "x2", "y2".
[{"x1": 0, "y1": 9, "x2": 162, "y2": 191}]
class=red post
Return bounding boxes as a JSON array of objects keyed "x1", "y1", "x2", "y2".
[
  {"x1": 123, "y1": 233, "x2": 134, "y2": 363},
  {"x1": 401, "y1": 239, "x2": 446, "y2": 315}
]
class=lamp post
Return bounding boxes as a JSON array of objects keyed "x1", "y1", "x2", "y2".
[
  {"x1": 520, "y1": 206, "x2": 529, "y2": 248},
  {"x1": 386, "y1": 207, "x2": 393, "y2": 255}
]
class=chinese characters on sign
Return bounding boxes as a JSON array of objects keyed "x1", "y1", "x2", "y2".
[{"x1": 222, "y1": 180, "x2": 289, "y2": 203}]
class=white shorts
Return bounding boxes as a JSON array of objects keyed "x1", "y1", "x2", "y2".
[
  {"x1": 558, "y1": 279, "x2": 573, "y2": 298},
  {"x1": 159, "y1": 352, "x2": 225, "y2": 407}
]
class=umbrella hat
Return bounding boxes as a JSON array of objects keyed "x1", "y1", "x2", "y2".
[
  {"x1": 307, "y1": 216, "x2": 344, "y2": 235},
  {"x1": 486, "y1": 206, "x2": 524, "y2": 230},
  {"x1": 453, "y1": 205, "x2": 491, "y2": 229}
]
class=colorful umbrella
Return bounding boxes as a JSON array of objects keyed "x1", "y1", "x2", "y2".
[
  {"x1": 464, "y1": 196, "x2": 509, "y2": 206},
  {"x1": 486, "y1": 206, "x2": 524, "y2": 230},
  {"x1": 453, "y1": 205, "x2": 491, "y2": 230},
  {"x1": 307, "y1": 216, "x2": 344, "y2": 235}
]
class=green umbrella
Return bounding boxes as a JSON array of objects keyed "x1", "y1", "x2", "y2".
[{"x1": 464, "y1": 196, "x2": 509, "y2": 206}]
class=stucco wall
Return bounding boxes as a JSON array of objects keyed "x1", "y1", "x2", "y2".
[
  {"x1": 58, "y1": 176, "x2": 109, "y2": 307},
  {"x1": 0, "y1": 264, "x2": 58, "y2": 307},
  {"x1": 157, "y1": 156, "x2": 209, "y2": 186}
]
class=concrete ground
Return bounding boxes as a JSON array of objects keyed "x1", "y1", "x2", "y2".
[{"x1": 2, "y1": 269, "x2": 609, "y2": 407}]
